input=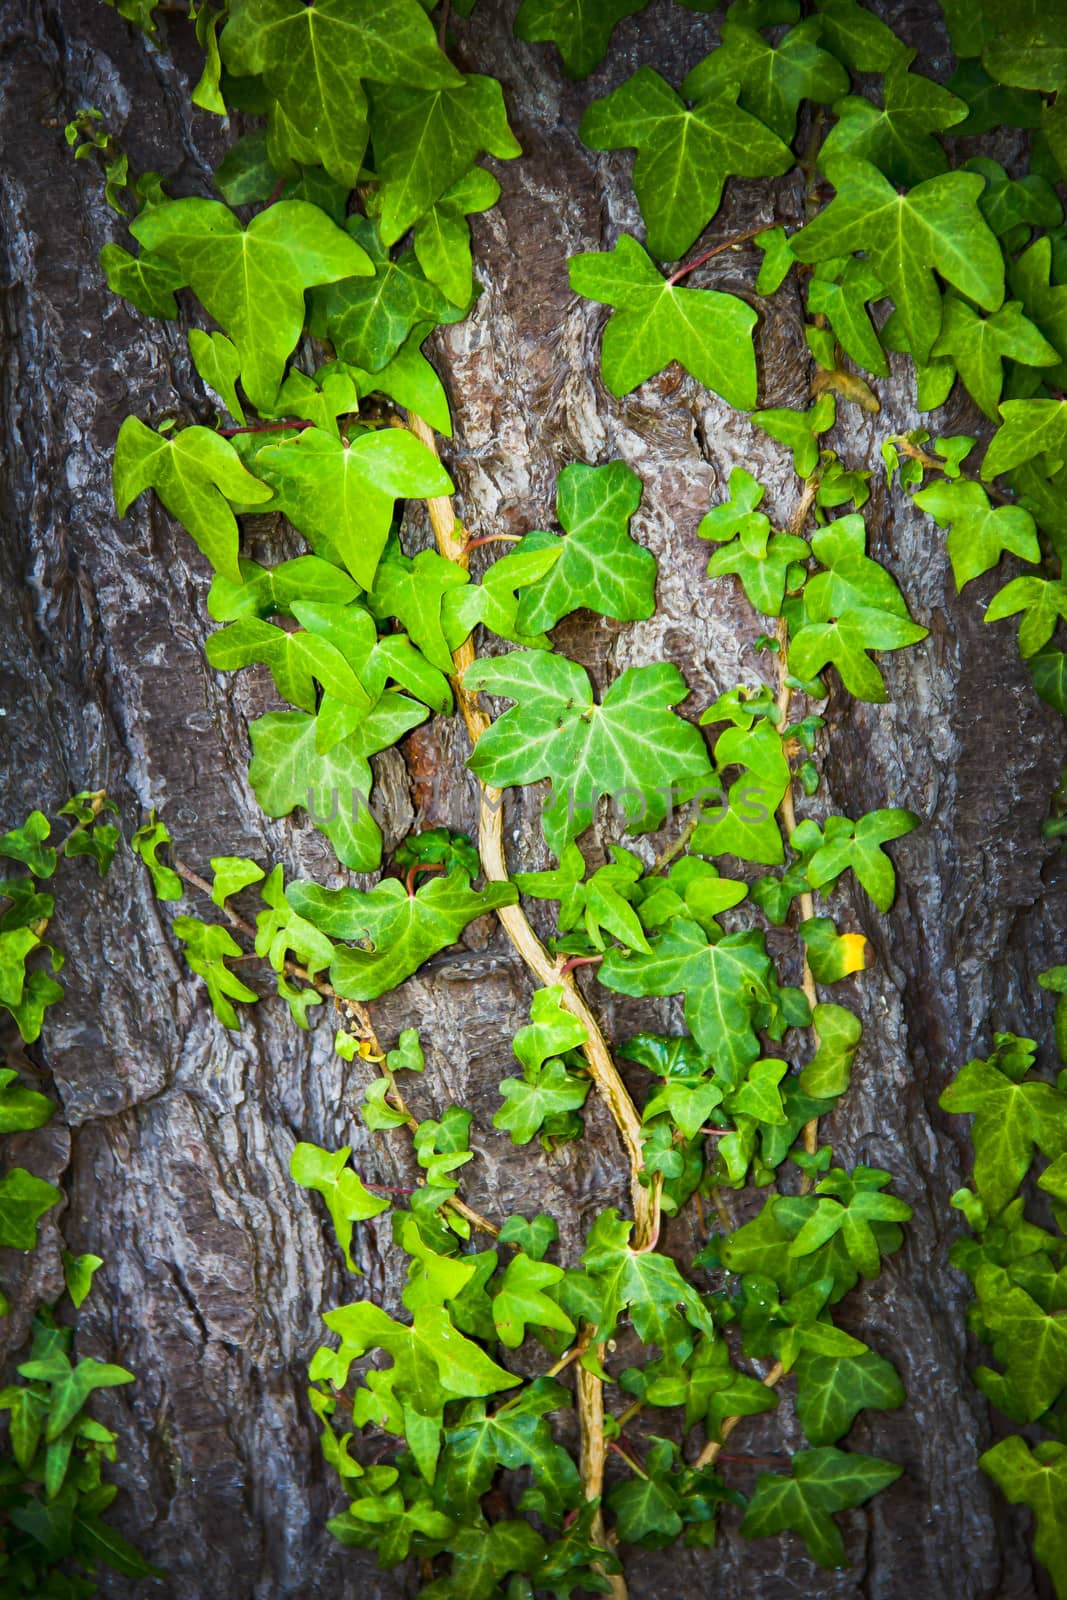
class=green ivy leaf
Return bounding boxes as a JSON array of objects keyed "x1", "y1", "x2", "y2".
[
  {"x1": 220, "y1": 0, "x2": 460, "y2": 187},
  {"x1": 205, "y1": 614, "x2": 369, "y2": 714},
  {"x1": 740, "y1": 1447, "x2": 903, "y2": 1566},
  {"x1": 464, "y1": 650, "x2": 712, "y2": 851},
  {"x1": 494, "y1": 1057, "x2": 590, "y2": 1146},
  {"x1": 928, "y1": 296, "x2": 1058, "y2": 419},
  {"x1": 497, "y1": 1214, "x2": 559, "y2": 1260},
  {"x1": 513, "y1": 0, "x2": 648, "y2": 79},
  {"x1": 208, "y1": 554, "x2": 361, "y2": 623},
  {"x1": 172, "y1": 917, "x2": 259, "y2": 1028},
  {"x1": 413, "y1": 167, "x2": 501, "y2": 308},
  {"x1": 812, "y1": 0, "x2": 907, "y2": 72},
  {"x1": 0, "y1": 812, "x2": 55, "y2": 878},
  {"x1": 807, "y1": 257, "x2": 889, "y2": 377},
  {"x1": 289, "y1": 868, "x2": 517, "y2": 1000},
  {"x1": 443, "y1": 544, "x2": 563, "y2": 652},
  {"x1": 799, "y1": 921, "x2": 870, "y2": 985},
  {"x1": 794, "y1": 1348, "x2": 905, "y2": 1446},
  {"x1": 252, "y1": 425, "x2": 453, "y2": 590},
  {"x1": 799, "y1": 1004, "x2": 863, "y2": 1097},
  {"x1": 17, "y1": 1352, "x2": 134, "y2": 1442},
  {"x1": 940, "y1": 1036, "x2": 1067, "y2": 1213},
  {"x1": 683, "y1": 19, "x2": 850, "y2": 143},
  {"x1": 315, "y1": 221, "x2": 461, "y2": 375},
  {"x1": 699, "y1": 467, "x2": 811, "y2": 617},
  {"x1": 371, "y1": 76, "x2": 519, "y2": 245},
  {"x1": 131, "y1": 199, "x2": 371, "y2": 410},
  {"x1": 369, "y1": 547, "x2": 470, "y2": 674},
  {"x1": 986, "y1": 576, "x2": 1067, "y2": 659},
  {"x1": 601, "y1": 923, "x2": 773, "y2": 1074},
  {"x1": 569, "y1": 235, "x2": 760, "y2": 408},
  {"x1": 290, "y1": 1142, "x2": 389, "y2": 1271},
  {"x1": 248, "y1": 710, "x2": 397, "y2": 869},
  {"x1": 913, "y1": 478, "x2": 1040, "y2": 589},
  {"x1": 439, "y1": 1395, "x2": 579, "y2": 1524},
  {"x1": 513, "y1": 461, "x2": 655, "y2": 634},
  {"x1": 803, "y1": 809, "x2": 919, "y2": 911},
  {"x1": 980, "y1": 1437, "x2": 1067, "y2": 1597},
  {"x1": 752, "y1": 393, "x2": 836, "y2": 480},
  {"x1": 492, "y1": 1254, "x2": 575, "y2": 1348},
  {"x1": 114, "y1": 419, "x2": 272, "y2": 584},
  {"x1": 0, "y1": 1067, "x2": 54, "y2": 1135},
  {"x1": 580, "y1": 69, "x2": 792, "y2": 262},
  {"x1": 788, "y1": 1167, "x2": 913, "y2": 1279},
  {"x1": 575, "y1": 1207, "x2": 716, "y2": 1352},
  {"x1": 421, "y1": 1519, "x2": 547, "y2": 1600},
  {"x1": 516, "y1": 844, "x2": 651, "y2": 953},
  {"x1": 130, "y1": 814, "x2": 182, "y2": 901},
  {"x1": 0, "y1": 1168, "x2": 61, "y2": 1251},
  {"x1": 791, "y1": 157, "x2": 1005, "y2": 363},
  {"x1": 100, "y1": 241, "x2": 185, "y2": 319},
  {"x1": 971, "y1": 1264, "x2": 1067, "y2": 1422},
  {"x1": 818, "y1": 50, "x2": 967, "y2": 186},
  {"x1": 61, "y1": 1250, "x2": 103, "y2": 1310}
]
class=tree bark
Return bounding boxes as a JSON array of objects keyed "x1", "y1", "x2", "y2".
[{"x1": 0, "y1": 1, "x2": 1063, "y2": 1596}]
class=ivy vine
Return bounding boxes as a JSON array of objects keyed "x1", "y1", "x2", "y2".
[{"x1": 49, "y1": 0, "x2": 1067, "y2": 1594}]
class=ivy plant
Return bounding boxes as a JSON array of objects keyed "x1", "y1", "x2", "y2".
[{"x1": 73, "y1": 0, "x2": 1067, "y2": 1592}]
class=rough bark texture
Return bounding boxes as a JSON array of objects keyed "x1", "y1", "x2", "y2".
[{"x1": 1, "y1": 1, "x2": 1064, "y2": 1596}]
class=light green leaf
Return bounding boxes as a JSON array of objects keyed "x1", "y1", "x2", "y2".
[
  {"x1": 61, "y1": 1250, "x2": 104, "y2": 1310},
  {"x1": 580, "y1": 69, "x2": 792, "y2": 262},
  {"x1": 569, "y1": 234, "x2": 760, "y2": 408},
  {"x1": 790, "y1": 157, "x2": 1005, "y2": 362},
  {"x1": 288, "y1": 868, "x2": 517, "y2": 1001},
  {"x1": 189, "y1": 329, "x2": 245, "y2": 424},
  {"x1": 913, "y1": 478, "x2": 1040, "y2": 589},
  {"x1": 369, "y1": 547, "x2": 470, "y2": 674},
  {"x1": 513, "y1": 460, "x2": 655, "y2": 634},
  {"x1": 247, "y1": 706, "x2": 424, "y2": 870},
  {"x1": 804, "y1": 809, "x2": 919, "y2": 910},
  {"x1": 413, "y1": 167, "x2": 501, "y2": 308},
  {"x1": 929, "y1": 296, "x2": 1058, "y2": 419},
  {"x1": 740, "y1": 1447, "x2": 903, "y2": 1566},
  {"x1": 980, "y1": 1437, "x2": 1067, "y2": 1598},
  {"x1": 172, "y1": 917, "x2": 259, "y2": 1029},
  {"x1": 100, "y1": 241, "x2": 185, "y2": 319},
  {"x1": 372, "y1": 76, "x2": 519, "y2": 245},
  {"x1": 131, "y1": 198, "x2": 371, "y2": 410},
  {"x1": 114, "y1": 418, "x2": 272, "y2": 584},
  {"x1": 752, "y1": 393, "x2": 836, "y2": 479},
  {"x1": 818, "y1": 50, "x2": 968, "y2": 186},
  {"x1": 601, "y1": 923, "x2": 773, "y2": 1075},
  {"x1": 684, "y1": 18, "x2": 850, "y2": 143},
  {"x1": 940, "y1": 1038, "x2": 1067, "y2": 1213},
  {"x1": 464, "y1": 649, "x2": 713, "y2": 851},
  {"x1": 986, "y1": 576, "x2": 1067, "y2": 659},
  {"x1": 291, "y1": 1142, "x2": 389, "y2": 1271},
  {"x1": 0, "y1": 1168, "x2": 61, "y2": 1251},
  {"x1": 220, "y1": 0, "x2": 460, "y2": 187},
  {"x1": 492, "y1": 1254, "x2": 575, "y2": 1348},
  {"x1": 0, "y1": 1068, "x2": 54, "y2": 1135},
  {"x1": 799, "y1": 1004, "x2": 863, "y2": 1097},
  {"x1": 494, "y1": 1058, "x2": 590, "y2": 1145},
  {"x1": 252, "y1": 425, "x2": 453, "y2": 589}
]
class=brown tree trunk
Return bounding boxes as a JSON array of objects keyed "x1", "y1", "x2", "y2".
[{"x1": 1, "y1": 1, "x2": 1062, "y2": 1595}]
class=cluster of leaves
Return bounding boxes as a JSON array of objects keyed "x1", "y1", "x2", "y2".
[
  {"x1": 84, "y1": 0, "x2": 988, "y2": 1589},
  {"x1": 941, "y1": 1004, "x2": 1067, "y2": 1599},
  {"x1": 131, "y1": 814, "x2": 511, "y2": 1032},
  {"x1": 0, "y1": 1289, "x2": 157, "y2": 1595},
  {"x1": 548, "y1": 0, "x2": 1067, "y2": 730},
  {"x1": 294, "y1": 1126, "x2": 908, "y2": 1587},
  {"x1": 0, "y1": 797, "x2": 122, "y2": 1303}
]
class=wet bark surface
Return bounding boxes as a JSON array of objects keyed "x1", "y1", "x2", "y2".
[{"x1": 0, "y1": 1, "x2": 1063, "y2": 1595}]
